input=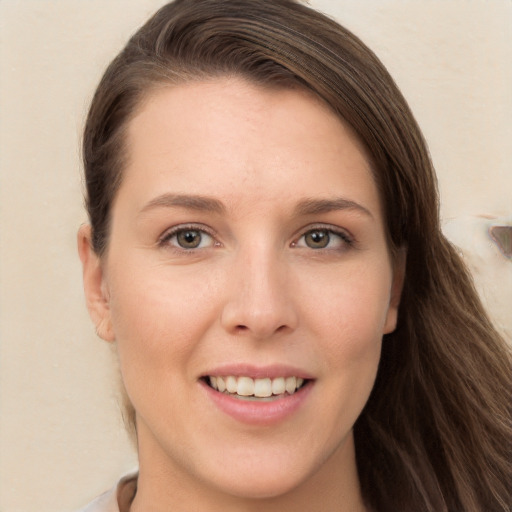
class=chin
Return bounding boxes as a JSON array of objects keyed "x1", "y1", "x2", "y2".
[
  {"x1": 213, "y1": 470, "x2": 307, "y2": 500},
  {"x1": 192, "y1": 443, "x2": 332, "y2": 502}
]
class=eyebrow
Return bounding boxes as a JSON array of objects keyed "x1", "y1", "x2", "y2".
[
  {"x1": 139, "y1": 193, "x2": 226, "y2": 215},
  {"x1": 294, "y1": 197, "x2": 373, "y2": 218},
  {"x1": 139, "y1": 193, "x2": 372, "y2": 219}
]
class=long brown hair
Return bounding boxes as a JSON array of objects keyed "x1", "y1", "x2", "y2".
[{"x1": 82, "y1": 1, "x2": 512, "y2": 510}]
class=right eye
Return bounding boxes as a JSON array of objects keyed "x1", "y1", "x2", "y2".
[{"x1": 160, "y1": 226, "x2": 216, "y2": 250}]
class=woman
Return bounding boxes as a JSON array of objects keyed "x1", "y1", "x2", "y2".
[{"x1": 77, "y1": 0, "x2": 512, "y2": 510}]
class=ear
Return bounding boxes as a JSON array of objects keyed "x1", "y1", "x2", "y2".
[
  {"x1": 383, "y1": 246, "x2": 407, "y2": 334},
  {"x1": 77, "y1": 224, "x2": 115, "y2": 342}
]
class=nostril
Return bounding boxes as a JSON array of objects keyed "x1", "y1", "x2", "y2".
[{"x1": 233, "y1": 323, "x2": 289, "y2": 336}]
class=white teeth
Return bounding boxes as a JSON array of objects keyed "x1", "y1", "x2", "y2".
[
  {"x1": 285, "y1": 376, "x2": 297, "y2": 394},
  {"x1": 271, "y1": 377, "x2": 286, "y2": 395},
  {"x1": 207, "y1": 375, "x2": 307, "y2": 397},
  {"x1": 226, "y1": 376, "x2": 237, "y2": 394},
  {"x1": 254, "y1": 378, "x2": 272, "y2": 398},
  {"x1": 217, "y1": 376, "x2": 226, "y2": 392},
  {"x1": 237, "y1": 376, "x2": 254, "y2": 396}
]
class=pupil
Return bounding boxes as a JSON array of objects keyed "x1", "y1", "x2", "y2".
[
  {"x1": 306, "y1": 230, "x2": 329, "y2": 248},
  {"x1": 178, "y1": 230, "x2": 201, "y2": 248}
]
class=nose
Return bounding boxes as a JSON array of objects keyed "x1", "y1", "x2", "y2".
[{"x1": 220, "y1": 245, "x2": 299, "y2": 340}]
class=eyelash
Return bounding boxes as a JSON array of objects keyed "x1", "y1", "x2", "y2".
[
  {"x1": 158, "y1": 224, "x2": 219, "y2": 251},
  {"x1": 292, "y1": 225, "x2": 354, "y2": 251},
  {"x1": 158, "y1": 224, "x2": 355, "y2": 252}
]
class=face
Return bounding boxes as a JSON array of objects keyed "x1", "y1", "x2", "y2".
[{"x1": 80, "y1": 78, "x2": 403, "y2": 505}]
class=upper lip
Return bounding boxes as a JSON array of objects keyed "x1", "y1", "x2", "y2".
[{"x1": 201, "y1": 363, "x2": 315, "y2": 380}]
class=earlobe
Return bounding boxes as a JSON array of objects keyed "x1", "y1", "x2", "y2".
[
  {"x1": 383, "y1": 246, "x2": 407, "y2": 334},
  {"x1": 77, "y1": 225, "x2": 115, "y2": 342}
]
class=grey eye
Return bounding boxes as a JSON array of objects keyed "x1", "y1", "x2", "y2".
[
  {"x1": 293, "y1": 226, "x2": 352, "y2": 251},
  {"x1": 176, "y1": 229, "x2": 204, "y2": 249},
  {"x1": 159, "y1": 225, "x2": 217, "y2": 252},
  {"x1": 304, "y1": 229, "x2": 330, "y2": 249}
]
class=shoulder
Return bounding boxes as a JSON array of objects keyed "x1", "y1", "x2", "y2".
[
  {"x1": 76, "y1": 488, "x2": 116, "y2": 512},
  {"x1": 76, "y1": 472, "x2": 138, "y2": 512}
]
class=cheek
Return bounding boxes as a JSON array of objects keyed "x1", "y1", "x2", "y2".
[
  {"x1": 319, "y1": 293, "x2": 384, "y2": 386},
  {"x1": 302, "y1": 260, "x2": 391, "y2": 398},
  {"x1": 105, "y1": 263, "x2": 224, "y2": 438},
  {"x1": 109, "y1": 256, "x2": 214, "y2": 333},
  {"x1": 302, "y1": 259, "x2": 393, "y2": 345},
  {"x1": 106, "y1": 260, "x2": 220, "y2": 387},
  {"x1": 293, "y1": 267, "x2": 388, "y2": 454}
]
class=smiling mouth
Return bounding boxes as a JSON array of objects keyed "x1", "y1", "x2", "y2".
[{"x1": 203, "y1": 375, "x2": 309, "y2": 401}]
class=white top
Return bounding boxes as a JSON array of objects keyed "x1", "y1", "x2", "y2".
[{"x1": 77, "y1": 472, "x2": 138, "y2": 512}]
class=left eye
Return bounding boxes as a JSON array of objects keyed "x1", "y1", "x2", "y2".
[
  {"x1": 161, "y1": 228, "x2": 215, "y2": 249},
  {"x1": 294, "y1": 228, "x2": 351, "y2": 250}
]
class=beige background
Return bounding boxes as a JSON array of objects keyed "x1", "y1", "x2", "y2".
[{"x1": 0, "y1": 1, "x2": 510, "y2": 510}]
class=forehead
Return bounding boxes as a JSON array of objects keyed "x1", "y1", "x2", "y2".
[{"x1": 120, "y1": 77, "x2": 381, "y2": 219}]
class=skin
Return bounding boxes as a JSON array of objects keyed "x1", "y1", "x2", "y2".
[{"x1": 79, "y1": 77, "x2": 404, "y2": 512}]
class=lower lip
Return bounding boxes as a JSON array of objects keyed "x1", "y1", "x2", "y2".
[{"x1": 200, "y1": 380, "x2": 313, "y2": 426}]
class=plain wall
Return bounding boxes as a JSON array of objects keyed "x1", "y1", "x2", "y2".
[{"x1": 0, "y1": 1, "x2": 510, "y2": 510}]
